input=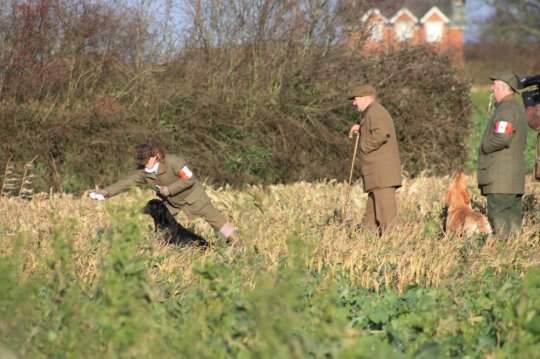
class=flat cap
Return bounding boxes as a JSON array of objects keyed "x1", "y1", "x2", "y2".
[
  {"x1": 490, "y1": 70, "x2": 519, "y2": 91},
  {"x1": 347, "y1": 85, "x2": 376, "y2": 100}
]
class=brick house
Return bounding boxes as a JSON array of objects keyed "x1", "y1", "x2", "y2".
[{"x1": 349, "y1": 0, "x2": 466, "y2": 63}]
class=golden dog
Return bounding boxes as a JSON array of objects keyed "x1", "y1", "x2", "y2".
[{"x1": 445, "y1": 171, "x2": 492, "y2": 237}]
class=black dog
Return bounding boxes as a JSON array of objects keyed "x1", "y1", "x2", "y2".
[{"x1": 143, "y1": 199, "x2": 208, "y2": 247}]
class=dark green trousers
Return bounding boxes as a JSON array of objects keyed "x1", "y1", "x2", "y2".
[
  {"x1": 486, "y1": 193, "x2": 523, "y2": 237},
  {"x1": 165, "y1": 198, "x2": 228, "y2": 232},
  {"x1": 362, "y1": 187, "x2": 398, "y2": 235}
]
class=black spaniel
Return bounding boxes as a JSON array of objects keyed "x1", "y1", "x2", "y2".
[{"x1": 143, "y1": 199, "x2": 208, "y2": 247}]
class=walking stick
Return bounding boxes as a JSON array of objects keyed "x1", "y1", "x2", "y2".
[{"x1": 342, "y1": 129, "x2": 360, "y2": 220}]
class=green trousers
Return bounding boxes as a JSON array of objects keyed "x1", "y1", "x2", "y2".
[
  {"x1": 165, "y1": 198, "x2": 228, "y2": 232},
  {"x1": 362, "y1": 187, "x2": 398, "y2": 235},
  {"x1": 486, "y1": 193, "x2": 523, "y2": 237}
]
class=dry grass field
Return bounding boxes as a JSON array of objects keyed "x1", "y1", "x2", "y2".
[
  {"x1": 2, "y1": 175, "x2": 539, "y2": 290},
  {"x1": 1, "y1": 174, "x2": 540, "y2": 358}
]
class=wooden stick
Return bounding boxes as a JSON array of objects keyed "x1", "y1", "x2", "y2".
[{"x1": 343, "y1": 132, "x2": 359, "y2": 220}]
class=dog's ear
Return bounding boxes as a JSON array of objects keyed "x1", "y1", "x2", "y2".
[
  {"x1": 461, "y1": 186, "x2": 471, "y2": 204},
  {"x1": 444, "y1": 191, "x2": 451, "y2": 207},
  {"x1": 446, "y1": 172, "x2": 471, "y2": 206},
  {"x1": 445, "y1": 178, "x2": 455, "y2": 206},
  {"x1": 155, "y1": 203, "x2": 169, "y2": 225},
  {"x1": 456, "y1": 173, "x2": 471, "y2": 204}
]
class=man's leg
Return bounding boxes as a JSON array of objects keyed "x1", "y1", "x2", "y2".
[
  {"x1": 508, "y1": 194, "x2": 523, "y2": 234},
  {"x1": 487, "y1": 193, "x2": 522, "y2": 237},
  {"x1": 186, "y1": 201, "x2": 236, "y2": 240},
  {"x1": 372, "y1": 187, "x2": 398, "y2": 234},
  {"x1": 362, "y1": 192, "x2": 378, "y2": 233}
]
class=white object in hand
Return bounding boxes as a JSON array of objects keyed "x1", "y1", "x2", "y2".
[{"x1": 89, "y1": 192, "x2": 106, "y2": 201}]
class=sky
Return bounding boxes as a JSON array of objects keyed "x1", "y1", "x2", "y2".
[{"x1": 464, "y1": 0, "x2": 495, "y2": 42}]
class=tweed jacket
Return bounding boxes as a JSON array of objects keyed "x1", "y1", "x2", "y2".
[
  {"x1": 104, "y1": 155, "x2": 210, "y2": 208},
  {"x1": 358, "y1": 101, "x2": 402, "y2": 192},
  {"x1": 477, "y1": 94, "x2": 527, "y2": 195}
]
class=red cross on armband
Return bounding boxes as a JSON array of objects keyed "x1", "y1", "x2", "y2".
[
  {"x1": 178, "y1": 166, "x2": 193, "y2": 179},
  {"x1": 494, "y1": 121, "x2": 514, "y2": 134}
]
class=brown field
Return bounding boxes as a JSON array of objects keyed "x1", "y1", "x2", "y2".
[{"x1": 1, "y1": 174, "x2": 539, "y2": 293}]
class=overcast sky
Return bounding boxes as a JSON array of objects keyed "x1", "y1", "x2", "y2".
[{"x1": 465, "y1": 0, "x2": 494, "y2": 42}]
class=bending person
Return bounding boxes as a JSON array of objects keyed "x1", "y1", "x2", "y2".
[{"x1": 90, "y1": 142, "x2": 236, "y2": 241}]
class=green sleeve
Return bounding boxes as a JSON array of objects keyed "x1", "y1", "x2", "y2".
[
  {"x1": 104, "y1": 171, "x2": 146, "y2": 197},
  {"x1": 360, "y1": 111, "x2": 391, "y2": 154},
  {"x1": 167, "y1": 157, "x2": 197, "y2": 196},
  {"x1": 481, "y1": 109, "x2": 515, "y2": 154}
]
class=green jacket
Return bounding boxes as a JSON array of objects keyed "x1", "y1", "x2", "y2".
[
  {"x1": 104, "y1": 155, "x2": 210, "y2": 208},
  {"x1": 359, "y1": 101, "x2": 402, "y2": 192},
  {"x1": 477, "y1": 94, "x2": 527, "y2": 195}
]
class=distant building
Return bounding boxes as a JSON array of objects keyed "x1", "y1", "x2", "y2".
[{"x1": 348, "y1": 0, "x2": 466, "y2": 63}]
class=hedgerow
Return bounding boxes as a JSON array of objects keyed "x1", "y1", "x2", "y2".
[{"x1": 0, "y1": 0, "x2": 471, "y2": 193}]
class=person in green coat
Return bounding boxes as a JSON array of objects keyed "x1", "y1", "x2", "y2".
[
  {"x1": 477, "y1": 70, "x2": 527, "y2": 237},
  {"x1": 348, "y1": 85, "x2": 402, "y2": 235},
  {"x1": 91, "y1": 142, "x2": 236, "y2": 241}
]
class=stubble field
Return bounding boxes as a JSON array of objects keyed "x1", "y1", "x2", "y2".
[{"x1": 1, "y1": 174, "x2": 540, "y2": 358}]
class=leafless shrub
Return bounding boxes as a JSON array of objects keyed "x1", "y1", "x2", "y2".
[
  {"x1": 1, "y1": 0, "x2": 472, "y2": 192},
  {"x1": 464, "y1": 41, "x2": 540, "y2": 86},
  {"x1": 1, "y1": 158, "x2": 19, "y2": 197},
  {"x1": 1, "y1": 156, "x2": 37, "y2": 199}
]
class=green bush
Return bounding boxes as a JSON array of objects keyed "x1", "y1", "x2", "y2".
[
  {"x1": 0, "y1": 1, "x2": 472, "y2": 193},
  {"x1": 1, "y1": 45, "x2": 472, "y2": 193}
]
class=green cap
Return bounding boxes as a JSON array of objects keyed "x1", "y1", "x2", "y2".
[
  {"x1": 347, "y1": 85, "x2": 376, "y2": 100},
  {"x1": 490, "y1": 70, "x2": 519, "y2": 91}
]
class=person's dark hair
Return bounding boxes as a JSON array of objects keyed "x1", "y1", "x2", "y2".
[{"x1": 136, "y1": 142, "x2": 166, "y2": 166}]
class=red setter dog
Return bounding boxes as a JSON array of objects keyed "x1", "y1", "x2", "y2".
[{"x1": 445, "y1": 171, "x2": 492, "y2": 237}]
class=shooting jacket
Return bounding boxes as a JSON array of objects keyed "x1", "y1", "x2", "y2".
[
  {"x1": 358, "y1": 100, "x2": 402, "y2": 192},
  {"x1": 477, "y1": 94, "x2": 527, "y2": 194},
  {"x1": 104, "y1": 155, "x2": 211, "y2": 209}
]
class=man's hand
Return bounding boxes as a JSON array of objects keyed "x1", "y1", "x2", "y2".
[
  {"x1": 158, "y1": 186, "x2": 171, "y2": 197},
  {"x1": 89, "y1": 189, "x2": 108, "y2": 200},
  {"x1": 97, "y1": 189, "x2": 109, "y2": 197},
  {"x1": 349, "y1": 124, "x2": 361, "y2": 138}
]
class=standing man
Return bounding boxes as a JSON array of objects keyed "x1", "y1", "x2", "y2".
[
  {"x1": 348, "y1": 85, "x2": 402, "y2": 235},
  {"x1": 477, "y1": 70, "x2": 527, "y2": 237},
  {"x1": 90, "y1": 142, "x2": 236, "y2": 242}
]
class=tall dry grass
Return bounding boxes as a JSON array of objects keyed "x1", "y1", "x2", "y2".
[{"x1": 1, "y1": 174, "x2": 539, "y2": 293}]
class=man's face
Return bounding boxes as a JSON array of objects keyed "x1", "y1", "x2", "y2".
[
  {"x1": 491, "y1": 80, "x2": 510, "y2": 102},
  {"x1": 352, "y1": 96, "x2": 372, "y2": 112},
  {"x1": 145, "y1": 156, "x2": 158, "y2": 170}
]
